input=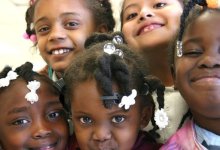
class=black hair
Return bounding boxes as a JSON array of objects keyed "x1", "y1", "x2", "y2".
[
  {"x1": 169, "y1": 0, "x2": 220, "y2": 127},
  {"x1": 64, "y1": 31, "x2": 165, "y2": 139},
  {"x1": 0, "y1": 62, "x2": 66, "y2": 110},
  {"x1": 25, "y1": 0, "x2": 115, "y2": 38}
]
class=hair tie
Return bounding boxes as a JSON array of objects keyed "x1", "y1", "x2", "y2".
[
  {"x1": 23, "y1": 33, "x2": 37, "y2": 43},
  {"x1": 207, "y1": 0, "x2": 220, "y2": 8},
  {"x1": 0, "y1": 71, "x2": 18, "y2": 88}
]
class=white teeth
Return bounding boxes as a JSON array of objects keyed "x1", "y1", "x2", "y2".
[{"x1": 52, "y1": 49, "x2": 70, "y2": 55}]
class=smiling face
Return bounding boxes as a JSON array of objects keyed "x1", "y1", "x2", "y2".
[
  {"x1": 33, "y1": 0, "x2": 97, "y2": 73},
  {"x1": 174, "y1": 11, "x2": 220, "y2": 120},
  {"x1": 70, "y1": 79, "x2": 151, "y2": 150},
  {"x1": 121, "y1": 0, "x2": 183, "y2": 52},
  {"x1": 0, "y1": 79, "x2": 68, "y2": 150}
]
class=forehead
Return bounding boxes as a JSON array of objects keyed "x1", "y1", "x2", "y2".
[
  {"x1": 34, "y1": 0, "x2": 91, "y2": 22},
  {"x1": 0, "y1": 79, "x2": 59, "y2": 116},
  {"x1": 183, "y1": 11, "x2": 220, "y2": 41},
  {"x1": 123, "y1": 0, "x2": 182, "y2": 9},
  {"x1": 71, "y1": 79, "x2": 141, "y2": 117}
]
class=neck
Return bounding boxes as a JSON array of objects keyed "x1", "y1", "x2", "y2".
[
  {"x1": 141, "y1": 47, "x2": 173, "y2": 86},
  {"x1": 194, "y1": 114, "x2": 220, "y2": 135}
]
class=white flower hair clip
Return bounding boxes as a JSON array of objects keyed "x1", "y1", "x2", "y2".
[
  {"x1": 118, "y1": 89, "x2": 137, "y2": 110},
  {"x1": 176, "y1": 40, "x2": 183, "y2": 57},
  {"x1": 0, "y1": 71, "x2": 18, "y2": 88},
  {"x1": 25, "y1": 80, "x2": 40, "y2": 104},
  {"x1": 154, "y1": 108, "x2": 168, "y2": 130}
]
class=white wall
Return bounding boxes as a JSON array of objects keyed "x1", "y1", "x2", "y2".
[{"x1": 0, "y1": 0, "x2": 123, "y2": 71}]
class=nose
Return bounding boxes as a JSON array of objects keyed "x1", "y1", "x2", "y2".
[
  {"x1": 48, "y1": 24, "x2": 67, "y2": 42},
  {"x1": 198, "y1": 51, "x2": 220, "y2": 69},
  {"x1": 139, "y1": 8, "x2": 154, "y2": 21},
  {"x1": 32, "y1": 121, "x2": 52, "y2": 139},
  {"x1": 92, "y1": 125, "x2": 112, "y2": 142}
]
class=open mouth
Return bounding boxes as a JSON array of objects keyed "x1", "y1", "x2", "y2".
[
  {"x1": 137, "y1": 24, "x2": 163, "y2": 36},
  {"x1": 49, "y1": 48, "x2": 73, "y2": 55}
]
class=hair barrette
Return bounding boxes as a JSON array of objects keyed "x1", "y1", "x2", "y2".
[
  {"x1": 25, "y1": 80, "x2": 40, "y2": 104},
  {"x1": 176, "y1": 40, "x2": 183, "y2": 57},
  {"x1": 112, "y1": 35, "x2": 124, "y2": 45},
  {"x1": 118, "y1": 89, "x2": 137, "y2": 110},
  {"x1": 0, "y1": 71, "x2": 18, "y2": 88},
  {"x1": 206, "y1": 0, "x2": 220, "y2": 8},
  {"x1": 103, "y1": 43, "x2": 123, "y2": 58},
  {"x1": 154, "y1": 108, "x2": 169, "y2": 130}
]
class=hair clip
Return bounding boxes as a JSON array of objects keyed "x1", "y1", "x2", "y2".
[
  {"x1": 113, "y1": 35, "x2": 124, "y2": 45},
  {"x1": 118, "y1": 89, "x2": 137, "y2": 110},
  {"x1": 154, "y1": 108, "x2": 168, "y2": 130},
  {"x1": 0, "y1": 71, "x2": 18, "y2": 88},
  {"x1": 25, "y1": 80, "x2": 40, "y2": 104},
  {"x1": 207, "y1": 0, "x2": 219, "y2": 8},
  {"x1": 103, "y1": 43, "x2": 124, "y2": 58},
  {"x1": 176, "y1": 41, "x2": 183, "y2": 57},
  {"x1": 23, "y1": 33, "x2": 37, "y2": 43},
  {"x1": 29, "y1": 0, "x2": 36, "y2": 6}
]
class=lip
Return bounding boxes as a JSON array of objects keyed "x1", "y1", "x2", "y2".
[
  {"x1": 28, "y1": 141, "x2": 58, "y2": 150},
  {"x1": 137, "y1": 22, "x2": 164, "y2": 36},
  {"x1": 191, "y1": 74, "x2": 220, "y2": 84},
  {"x1": 48, "y1": 47, "x2": 73, "y2": 55}
]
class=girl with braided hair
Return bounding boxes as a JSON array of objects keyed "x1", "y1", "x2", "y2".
[
  {"x1": 120, "y1": 0, "x2": 189, "y2": 143},
  {"x1": 24, "y1": 0, "x2": 115, "y2": 81},
  {"x1": 161, "y1": 0, "x2": 220, "y2": 149},
  {"x1": 0, "y1": 62, "x2": 69, "y2": 149},
  {"x1": 63, "y1": 32, "x2": 165, "y2": 149}
]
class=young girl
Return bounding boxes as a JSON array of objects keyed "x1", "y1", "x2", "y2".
[
  {"x1": 24, "y1": 0, "x2": 115, "y2": 81},
  {"x1": 63, "y1": 32, "x2": 165, "y2": 149},
  {"x1": 120, "y1": 0, "x2": 189, "y2": 143},
  {"x1": 0, "y1": 62, "x2": 69, "y2": 149},
  {"x1": 162, "y1": 0, "x2": 220, "y2": 149}
]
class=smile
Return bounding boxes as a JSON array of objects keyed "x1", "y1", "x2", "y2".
[
  {"x1": 51, "y1": 48, "x2": 72, "y2": 55},
  {"x1": 137, "y1": 23, "x2": 163, "y2": 36},
  {"x1": 27, "y1": 141, "x2": 58, "y2": 150}
]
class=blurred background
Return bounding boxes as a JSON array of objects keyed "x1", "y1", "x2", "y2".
[
  {"x1": 0, "y1": 0, "x2": 122, "y2": 71},
  {"x1": 0, "y1": 0, "x2": 46, "y2": 71}
]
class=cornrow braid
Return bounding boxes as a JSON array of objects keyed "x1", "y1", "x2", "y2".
[
  {"x1": 178, "y1": 0, "x2": 207, "y2": 42},
  {"x1": 144, "y1": 75, "x2": 165, "y2": 139}
]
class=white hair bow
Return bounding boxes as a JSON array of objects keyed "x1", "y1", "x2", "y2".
[
  {"x1": 25, "y1": 80, "x2": 40, "y2": 104},
  {"x1": 118, "y1": 89, "x2": 137, "y2": 110},
  {"x1": 0, "y1": 71, "x2": 18, "y2": 88}
]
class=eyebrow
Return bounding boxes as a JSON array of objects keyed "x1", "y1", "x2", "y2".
[
  {"x1": 183, "y1": 37, "x2": 202, "y2": 46},
  {"x1": 8, "y1": 107, "x2": 28, "y2": 115},
  {"x1": 45, "y1": 100, "x2": 62, "y2": 108},
  {"x1": 34, "y1": 12, "x2": 81, "y2": 25},
  {"x1": 123, "y1": 3, "x2": 138, "y2": 13}
]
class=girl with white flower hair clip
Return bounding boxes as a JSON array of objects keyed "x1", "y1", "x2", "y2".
[
  {"x1": 63, "y1": 31, "x2": 165, "y2": 149},
  {"x1": 0, "y1": 62, "x2": 71, "y2": 150}
]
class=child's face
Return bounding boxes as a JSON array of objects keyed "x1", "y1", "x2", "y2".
[
  {"x1": 121, "y1": 0, "x2": 182, "y2": 52},
  {"x1": 0, "y1": 79, "x2": 68, "y2": 149},
  {"x1": 33, "y1": 0, "x2": 97, "y2": 73},
  {"x1": 174, "y1": 11, "x2": 220, "y2": 120},
  {"x1": 70, "y1": 79, "x2": 150, "y2": 150}
]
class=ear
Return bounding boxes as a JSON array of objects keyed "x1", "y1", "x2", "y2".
[
  {"x1": 170, "y1": 64, "x2": 178, "y2": 90},
  {"x1": 96, "y1": 24, "x2": 109, "y2": 33},
  {"x1": 140, "y1": 105, "x2": 153, "y2": 129}
]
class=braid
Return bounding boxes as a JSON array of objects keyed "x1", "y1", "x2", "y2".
[
  {"x1": 14, "y1": 62, "x2": 36, "y2": 82},
  {"x1": 144, "y1": 75, "x2": 165, "y2": 139},
  {"x1": 178, "y1": 0, "x2": 207, "y2": 41}
]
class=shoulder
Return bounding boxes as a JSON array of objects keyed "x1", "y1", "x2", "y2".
[{"x1": 132, "y1": 131, "x2": 162, "y2": 150}]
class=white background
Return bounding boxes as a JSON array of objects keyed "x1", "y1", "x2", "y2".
[{"x1": 0, "y1": 0, "x2": 123, "y2": 71}]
